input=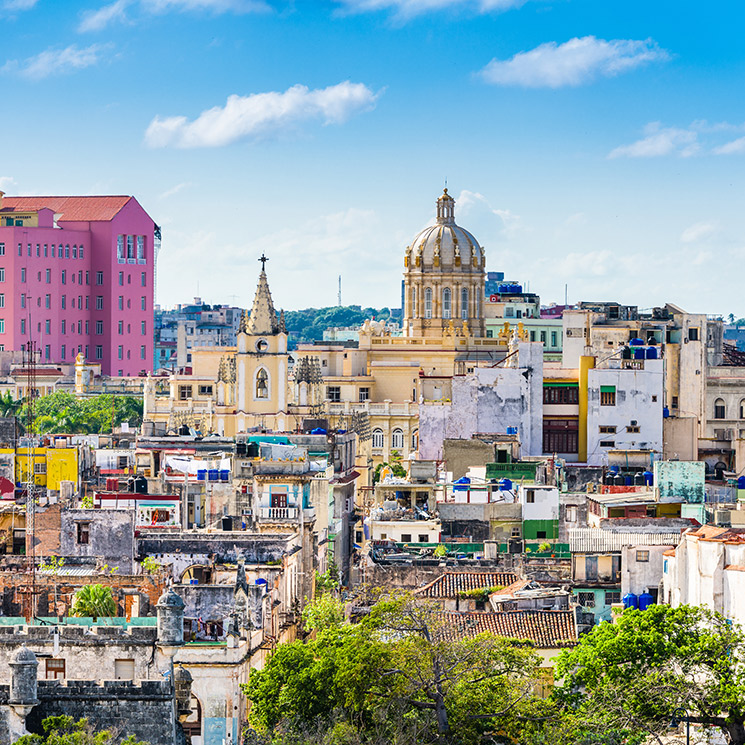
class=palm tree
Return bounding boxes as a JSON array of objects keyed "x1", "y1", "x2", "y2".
[
  {"x1": 70, "y1": 584, "x2": 117, "y2": 621},
  {"x1": 0, "y1": 392, "x2": 23, "y2": 418}
]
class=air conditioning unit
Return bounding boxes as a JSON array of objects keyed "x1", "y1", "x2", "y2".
[{"x1": 714, "y1": 509, "x2": 731, "y2": 527}]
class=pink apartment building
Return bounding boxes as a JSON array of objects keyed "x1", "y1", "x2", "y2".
[{"x1": 0, "y1": 193, "x2": 157, "y2": 376}]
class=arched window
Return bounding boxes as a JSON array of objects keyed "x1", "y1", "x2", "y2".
[
  {"x1": 740, "y1": 399, "x2": 745, "y2": 419},
  {"x1": 461, "y1": 287, "x2": 469, "y2": 319},
  {"x1": 392, "y1": 428, "x2": 404, "y2": 450},
  {"x1": 424, "y1": 288, "x2": 433, "y2": 319},
  {"x1": 256, "y1": 368, "x2": 269, "y2": 399},
  {"x1": 714, "y1": 398, "x2": 726, "y2": 419},
  {"x1": 411, "y1": 429, "x2": 419, "y2": 451},
  {"x1": 411, "y1": 285, "x2": 417, "y2": 315},
  {"x1": 372, "y1": 428, "x2": 384, "y2": 449},
  {"x1": 442, "y1": 288, "x2": 451, "y2": 319}
]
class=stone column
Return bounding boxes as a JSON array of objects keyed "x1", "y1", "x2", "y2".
[{"x1": 8, "y1": 646, "x2": 39, "y2": 742}]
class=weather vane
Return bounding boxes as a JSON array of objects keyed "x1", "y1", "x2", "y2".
[{"x1": 259, "y1": 253, "x2": 269, "y2": 271}]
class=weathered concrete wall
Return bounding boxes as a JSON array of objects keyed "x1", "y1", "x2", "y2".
[
  {"x1": 563, "y1": 465, "x2": 602, "y2": 491},
  {"x1": 559, "y1": 493, "x2": 588, "y2": 542},
  {"x1": 663, "y1": 416, "x2": 698, "y2": 461},
  {"x1": 174, "y1": 584, "x2": 235, "y2": 623},
  {"x1": 419, "y1": 342, "x2": 543, "y2": 460},
  {"x1": 443, "y1": 439, "x2": 496, "y2": 480},
  {"x1": 621, "y1": 544, "x2": 672, "y2": 596},
  {"x1": 654, "y1": 460, "x2": 705, "y2": 503},
  {"x1": 61, "y1": 509, "x2": 136, "y2": 572}
]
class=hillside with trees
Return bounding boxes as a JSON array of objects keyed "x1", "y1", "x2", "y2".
[{"x1": 284, "y1": 306, "x2": 394, "y2": 344}]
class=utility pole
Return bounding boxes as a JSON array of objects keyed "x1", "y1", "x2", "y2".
[{"x1": 338, "y1": 275, "x2": 342, "y2": 307}]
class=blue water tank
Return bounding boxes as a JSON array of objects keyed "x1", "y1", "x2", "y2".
[
  {"x1": 311, "y1": 427, "x2": 327, "y2": 435},
  {"x1": 506, "y1": 426, "x2": 518, "y2": 435},
  {"x1": 499, "y1": 478, "x2": 513, "y2": 491},
  {"x1": 645, "y1": 347, "x2": 658, "y2": 359},
  {"x1": 208, "y1": 469, "x2": 218, "y2": 482},
  {"x1": 453, "y1": 477, "x2": 471, "y2": 492},
  {"x1": 220, "y1": 469, "x2": 230, "y2": 482},
  {"x1": 638, "y1": 591, "x2": 654, "y2": 611},
  {"x1": 634, "y1": 347, "x2": 646, "y2": 359},
  {"x1": 197, "y1": 469, "x2": 207, "y2": 481},
  {"x1": 609, "y1": 465, "x2": 619, "y2": 473},
  {"x1": 738, "y1": 476, "x2": 745, "y2": 490},
  {"x1": 622, "y1": 593, "x2": 638, "y2": 609},
  {"x1": 629, "y1": 337, "x2": 644, "y2": 346},
  {"x1": 625, "y1": 475, "x2": 633, "y2": 486},
  {"x1": 643, "y1": 471, "x2": 654, "y2": 486},
  {"x1": 663, "y1": 406, "x2": 670, "y2": 418}
]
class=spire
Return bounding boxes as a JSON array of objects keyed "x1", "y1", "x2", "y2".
[
  {"x1": 436, "y1": 188, "x2": 455, "y2": 226},
  {"x1": 246, "y1": 266, "x2": 279, "y2": 335},
  {"x1": 279, "y1": 309, "x2": 286, "y2": 333}
]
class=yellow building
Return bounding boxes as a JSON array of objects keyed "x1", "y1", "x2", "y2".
[{"x1": 0, "y1": 447, "x2": 79, "y2": 491}]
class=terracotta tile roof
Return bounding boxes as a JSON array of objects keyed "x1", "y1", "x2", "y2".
[
  {"x1": 690, "y1": 525, "x2": 745, "y2": 543},
  {"x1": 1, "y1": 196, "x2": 132, "y2": 222},
  {"x1": 439, "y1": 610, "x2": 578, "y2": 648},
  {"x1": 416, "y1": 571, "x2": 519, "y2": 598},
  {"x1": 725, "y1": 565, "x2": 745, "y2": 572}
]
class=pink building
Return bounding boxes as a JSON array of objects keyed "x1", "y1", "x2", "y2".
[{"x1": 0, "y1": 193, "x2": 157, "y2": 376}]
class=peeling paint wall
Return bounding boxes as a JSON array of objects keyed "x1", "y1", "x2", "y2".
[{"x1": 654, "y1": 460, "x2": 705, "y2": 503}]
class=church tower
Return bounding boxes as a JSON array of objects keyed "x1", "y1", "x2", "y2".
[
  {"x1": 231, "y1": 257, "x2": 288, "y2": 430},
  {"x1": 403, "y1": 189, "x2": 486, "y2": 339}
]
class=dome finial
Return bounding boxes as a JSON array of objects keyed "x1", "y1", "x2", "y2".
[{"x1": 436, "y1": 186, "x2": 455, "y2": 225}]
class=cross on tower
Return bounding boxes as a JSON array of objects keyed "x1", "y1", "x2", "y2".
[{"x1": 259, "y1": 253, "x2": 269, "y2": 271}]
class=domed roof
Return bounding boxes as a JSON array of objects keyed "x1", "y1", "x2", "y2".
[
  {"x1": 11, "y1": 646, "x2": 37, "y2": 664},
  {"x1": 157, "y1": 587, "x2": 185, "y2": 609},
  {"x1": 405, "y1": 189, "x2": 484, "y2": 274}
]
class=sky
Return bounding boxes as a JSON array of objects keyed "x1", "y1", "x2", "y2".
[{"x1": 1, "y1": 0, "x2": 745, "y2": 317}]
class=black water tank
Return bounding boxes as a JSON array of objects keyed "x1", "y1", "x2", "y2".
[
  {"x1": 221, "y1": 516, "x2": 232, "y2": 531},
  {"x1": 236, "y1": 442, "x2": 247, "y2": 456},
  {"x1": 246, "y1": 442, "x2": 260, "y2": 458},
  {"x1": 134, "y1": 475, "x2": 148, "y2": 494}
]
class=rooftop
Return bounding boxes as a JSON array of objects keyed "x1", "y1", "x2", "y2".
[
  {"x1": 416, "y1": 571, "x2": 520, "y2": 599},
  {"x1": 1, "y1": 195, "x2": 133, "y2": 222}
]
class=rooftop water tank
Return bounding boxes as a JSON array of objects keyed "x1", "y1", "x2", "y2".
[
  {"x1": 634, "y1": 472, "x2": 645, "y2": 486},
  {"x1": 197, "y1": 470, "x2": 207, "y2": 481},
  {"x1": 634, "y1": 347, "x2": 646, "y2": 359},
  {"x1": 621, "y1": 347, "x2": 632, "y2": 359},
  {"x1": 643, "y1": 471, "x2": 654, "y2": 486},
  {"x1": 311, "y1": 428, "x2": 327, "y2": 435},
  {"x1": 208, "y1": 469, "x2": 219, "y2": 482},
  {"x1": 629, "y1": 337, "x2": 644, "y2": 346},
  {"x1": 614, "y1": 474, "x2": 625, "y2": 486},
  {"x1": 738, "y1": 476, "x2": 745, "y2": 490},
  {"x1": 499, "y1": 478, "x2": 513, "y2": 491},
  {"x1": 246, "y1": 442, "x2": 260, "y2": 458},
  {"x1": 622, "y1": 593, "x2": 638, "y2": 609},
  {"x1": 663, "y1": 406, "x2": 670, "y2": 418},
  {"x1": 220, "y1": 469, "x2": 230, "y2": 482},
  {"x1": 134, "y1": 475, "x2": 148, "y2": 494},
  {"x1": 646, "y1": 347, "x2": 658, "y2": 359},
  {"x1": 638, "y1": 591, "x2": 654, "y2": 611},
  {"x1": 453, "y1": 477, "x2": 471, "y2": 491}
]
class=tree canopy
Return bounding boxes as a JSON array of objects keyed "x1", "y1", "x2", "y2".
[
  {"x1": 13, "y1": 715, "x2": 148, "y2": 745},
  {"x1": 284, "y1": 306, "x2": 393, "y2": 344},
  {"x1": 70, "y1": 584, "x2": 117, "y2": 621},
  {"x1": 24, "y1": 392, "x2": 142, "y2": 434}
]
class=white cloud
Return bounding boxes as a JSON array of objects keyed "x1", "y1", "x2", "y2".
[
  {"x1": 2, "y1": 0, "x2": 38, "y2": 10},
  {"x1": 78, "y1": 0, "x2": 130, "y2": 32},
  {"x1": 681, "y1": 221, "x2": 717, "y2": 244},
  {"x1": 336, "y1": 0, "x2": 527, "y2": 19},
  {"x1": 159, "y1": 181, "x2": 192, "y2": 199},
  {"x1": 713, "y1": 136, "x2": 745, "y2": 155},
  {"x1": 453, "y1": 189, "x2": 526, "y2": 242},
  {"x1": 2, "y1": 44, "x2": 108, "y2": 80},
  {"x1": 141, "y1": 0, "x2": 269, "y2": 12},
  {"x1": 608, "y1": 122, "x2": 699, "y2": 159},
  {"x1": 145, "y1": 81, "x2": 381, "y2": 149},
  {"x1": 480, "y1": 36, "x2": 669, "y2": 88}
]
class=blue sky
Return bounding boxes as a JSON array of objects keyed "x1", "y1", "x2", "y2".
[{"x1": 2, "y1": 0, "x2": 745, "y2": 317}]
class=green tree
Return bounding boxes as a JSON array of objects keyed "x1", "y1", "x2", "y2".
[
  {"x1": 13, "y1": 715, "x2": 148, "y2": 745},
  {"x1": 70, "y1": 584, "x2": 117, "y2": 621},
  {"x1": 555, "y1": 604, "x2": 745, "y2": 745},
  {"x1": 373, "y1": 460, "x2": 407, "y2": 484},
  {"x1": 23, "y1": 392, "x2": 143, "y2": 434},
  {"x1": 0, "y1": 391, "x2": 23, "y2": 418}
]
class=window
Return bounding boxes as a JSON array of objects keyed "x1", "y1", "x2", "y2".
[
  {"x1": 543, "y1": 418, "x2": 579, "y2": 454},
  {"x1": 45, "y1": 319, "x2": 50, "y2": 334},
  {"x1": 551, "y1": 331, "x2": 558, "y2": 347},
  {"x1": 326, "y1": 385, "x2": 341, "y2": 402},
  {"x1": 400, "y1": 533, "x2": 412, "y2": 543},
  {"x1": 411, "y1": 429, "x2": 418, "y2": 450},
  {"x1": 27, "y1": 243, "x2": 30, "y2": 256},
  {"x1": 118, "y1": 320, "x2": 124, "y2": 334},
  {"x1": 61, "y1": 270, "x2": 66, "y2": 285},
  {"x1": 141, "y1": 321, "x2": 147, "y2": 335},
  {"x1": 117, "y1": 235, "x2": 125, "y2": 261},
  {"x1": 372, "y1": 428, "x2": 384, "y2": 449},
  {"x1": 96, "y1": 271, "x2": 104, "y2": 285},
  {"x1": 61, "y1": 344, "x2": 65, "y2": 359},
  {"x1": 178, "y1": 385, "x2": 192, "y2": 400},
  {"x1": 577, "y1": 592, "x2": 595, "y2": 608},
  {"x1": 114, "y1": 659, "x2": 135, "y2": 680},
  {"x1": 526, "y1": 489, "x2": 535, "y2": 503},
  {"x1": 256, "y1": 369, "x2": 269, "y2": 398},
  {"x1": 626, "y1": 425, "x2": 640, "y2": 433},
  {"x1": 636, "y1": 550, "x2": 650, "y2": 562},
  {"x1": 96, "y1": 296, "x2": 104, "y2": 310},
  {"x1": 118, "y1": 296, "x2": 124, "y2": 310},
  {"x1": 61, "y1": 295, "x2": 66, "y2": 310},
  {"x1": 536, "y1": 530, "x2": 547, "y2": 539},
  {"x1": 0, "y1": 244, "x2": 4, "y2": 256},
  {"x1": 424, "y1": 287, "x2": 432, "y2": 319},
  {"x1": 198, "y1": 385, "x2": 213, "y2": 396},
  {"x1": 599, "y1": 440, "x2": 615, "y2": 448},
  {"x1": 141, "y1": 296, "x2": 146, "y2": 311},
  {"x1": 45, "y1": 268, "x2": 51, "y2": 283},
  {"x1": 543, "y1": 386, "x2": 579, "y2": 404},
  {"x1": 118, "y1": 345, "x2": 123, "y2": 360},
  {"x1": 141, "y1": 271, "x2": 146, "y2": 287},
  {"x1": 85, "y1": 321, "x2": 89, "y2": 334},
  {"x1": 0, "y1": 320, "x2": 4, "y2": 334},
  {"x1": 72, "y1": 245, "x2": 77, "y2": 259},
  {"x1": 77, "y1": 522, "x2": 90, "y2": 545},
  {"x1": 442, "y1": 287, "x2": 452, "y2": 319},
  {"x1": 715, "y1": 398, "x2": 726, "y2": 419},
  {"x1": 137, "y1": 235, "x2": 145, "y2": 261},
  {"x1": 599, "y1": 425, "x2": 616, "y2": 434},
  {"x1": 566, "y1": 505, "x2": 578, "y2": 523},
  {"x1": 461, "y1": 287, "x2": 469, "y2": 319},
  {"x1": 530, "y1": 331, "x2": 536, "y2": 342},
  {"x1": 0, "y1": 269, "x2": 4, "y2": 282},
  {"x1": 96, "y1": 320, "x2": 103, "y2": 334},
  {"x1": 65, "y1": 245, "x2": 70, "y2": 259},
  {"x1": 392, "y1": 428, "x2": 404, "y2": 450},
  {"x1": 51, "y1": 244, "x2": 55, "y2": 257},
  {"x1": 61, "y1": 320, "x2": 66, "y2": 334},
  {"x1": 418, "y1": 534, "x2": 428, "y2": 543},
  {"x1": 540, "y1": 330, "x2": 546, "y2": 343},
  {"x1": 600, "y1": 386, "x2": 616, "y2": 406},
  {"x1": 20, "y1": 268, "x2": 26, "y2": 283},
  {"x1": 359, "y1": 387, "x2": 370, "y2": 402},
  {"x1": 0, "y1": 294, "x2": 3, "y2": 309},
  {"x1": 20, "y1": 294, "x2": 26, "y2": 309},
  {"x1": 45, "y1": 294, "x2": 51, "y2": 307},
  {"x1": 606, "y1": 591, "x2": 621, "y2": 605},
  {"x1": 45, "y1": 658, "x2": 65, "y2": 680},
  {"x1": 44, "y1": 244, "x2": 48, "y2": 257},
  {"x1": 688, "y1": 327, "x2": 699, "y2": 341},
  {"x1": 95, "y1": 345, "x2": 103, "y2": 360},
  {"x1": 119, "y1": 271, "x2": 124, "y2": 286},
  {"x1": 505, "y1": 306, "x2": 514, "y2": 318},
  {"x1": 79, "y1": 246, "x2": 84, "y2": 259},
  {"x1": 140, "y1": 345, "x2": 146, "y2": 360},
  {"x1": 127, "y1": 235, "x2": 134, "y2": 259},
  {"x1": 45, "y1": 344, "x2": 50, "y2": 360},
  {"x1": 34, "y1": 461, "x2": 46, "y2": 475},
  {"x1": 17, "y1": 243, "x2": 21, "y2": 256}
]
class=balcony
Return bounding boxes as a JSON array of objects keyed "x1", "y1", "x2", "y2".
[{"x1": 259, "y1": 507, "x2": 298, "y2": 521}]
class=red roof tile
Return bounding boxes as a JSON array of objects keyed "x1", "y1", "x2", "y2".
[
  {"x1": 1, "y1": 196, "x2": 132, "y2": 222},
  {"x1": 439, "y1": 610, "x2": 578, "y2": 648},
  {"x1": 416, "y1": 571, "x2": 519, "y2": 598}
]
